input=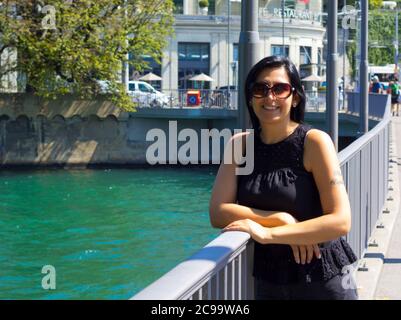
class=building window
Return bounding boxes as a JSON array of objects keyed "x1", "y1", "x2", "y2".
[
  {"x1": 178, "y1": 43, "x2": 210, "y2": 89},
  {"x1": 272, "y1": 45, "x2": 289, "y2": 57},
  {"x1": 208, "y1": 0, "x2": 216, "y2": 15},
  {"x1": 233, "y1": 43, "x2": 239, "y2": 61},
  {"x1": 173, "y1": 0, "x2": 183, "y2": 14},
  {"x1": 286, "y1": 0, "x2": 296, "y2": 9},
  {"x1": 300, "y1": 46, "x2": 312, "y2": 65}
]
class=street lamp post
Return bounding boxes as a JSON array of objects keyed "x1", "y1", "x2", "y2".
[
  {"x1": 237, "y1": 0, "x2": 262, "y2": 130},
  {"x1": 327, "y1": 0, "x2": 339, "y2": 150},
  {"x1": 343, "y1": 0, "x2": 347, "y2": 110},
  {"x1": 282, "y1": 0, "x2": 285, "y2": 50},
  {"x1": 227, "y1": 0, "x2": 231, "y2": 108},
  {"x1": 359, "y1": 0, "x2": 369, "y2": 135},
  {"x1": 395, "y1": 10, "x2": 399, "y2": 78}
]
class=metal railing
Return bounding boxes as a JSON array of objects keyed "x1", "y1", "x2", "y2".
[
  {"x1": 131, "y1": 232, "x2": 254, "y2": 300},
  {"x1": 131, "y1": 95, "x2": 391, "y2": 300},
  {"x1": 346, "y1": 92, "x2": 389, "y2": 118},
  {"x1": 304, "y1": 91, "x2": 327, "y2": 112},
  {"x1": 304, "y1": 91, "x2": 350, "y2": 112},
  {"x1": 339, "y1": 94, "x2": 391, "y2": 258},
  {"x1": 134, "y1": 89, "x2": 238, "y2": 110}
]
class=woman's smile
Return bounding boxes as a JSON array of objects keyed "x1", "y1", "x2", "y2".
[{"x1": 262, "y1": 105, "x2": 280, "y2": 111}]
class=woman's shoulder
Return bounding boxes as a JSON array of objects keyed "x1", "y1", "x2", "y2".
[
  {"x1": 304, "y1": 128, "x2": 332, "y2": 145},
  {"x1": 303, "y1": 128, "x2": 335, "y2": 172}
]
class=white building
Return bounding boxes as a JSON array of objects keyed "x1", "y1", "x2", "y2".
[{"x1": 132, "y1": 0, "x2": 326, "y2": 92}]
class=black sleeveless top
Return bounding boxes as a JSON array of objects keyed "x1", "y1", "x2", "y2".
[{"x1": 237, "y1": 123, "x2": 357, "y2": 284}]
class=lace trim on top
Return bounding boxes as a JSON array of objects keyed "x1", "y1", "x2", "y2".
[{"x1": 254, "y1": 238, "x2": 358, "y2": 284}]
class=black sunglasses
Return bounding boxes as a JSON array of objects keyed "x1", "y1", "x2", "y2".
[{"x1": 251, "y1": 82, "x2": 295, "y2": 99}]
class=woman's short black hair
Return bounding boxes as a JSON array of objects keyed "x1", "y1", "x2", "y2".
[{"x1": 244, "y1": 55, "x2": 306, "y2": 130}]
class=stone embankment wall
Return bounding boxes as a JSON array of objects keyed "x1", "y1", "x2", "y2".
[{"x1": 0, "y1": 94, "x2": 233, "y2": 167}]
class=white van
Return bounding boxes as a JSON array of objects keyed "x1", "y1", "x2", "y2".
[{"x1": 128, "y1": 81, "x2": 169, "y2": 108}]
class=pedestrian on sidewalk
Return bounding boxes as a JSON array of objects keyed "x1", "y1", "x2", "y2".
[
  {"x1": 388, "y1": 80, "x2": 400, "y2": 116},
  {"x1": 210, "y1": 56, "x2": 358, "y2": 300},
  {"x1": 370, "y1": 75, "x2": 384, "y2": 94}
]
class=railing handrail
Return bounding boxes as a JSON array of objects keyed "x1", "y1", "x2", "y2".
[{"x1": 131, "y1": 232, "x2": 250, "y2": 300}]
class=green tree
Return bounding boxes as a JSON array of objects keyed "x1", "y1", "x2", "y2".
[
  {"x1": 346, "y1": 2, "x2": 401, "y2": 78},
  {"x1": 368, "y1": 10, "x2": 397, "y2": 65},
  {"x1": 369, "y1": 0, "x2": 383, "y2": 10},
  {"x1": 0, "y1": 0, "x2": 174, "y2": 111}
]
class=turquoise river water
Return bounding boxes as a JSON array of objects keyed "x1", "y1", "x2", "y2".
[{"x1": 0, "y1": 167, "x2": 220, "y2": 299}]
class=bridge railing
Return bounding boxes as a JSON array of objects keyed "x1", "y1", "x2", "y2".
[
  {"x1": 132, "y1": 95, "x2": 391, "y2": 300},
  {"x1": 339, "y1": 94, "x2": 391, "y2": 258},
  {"x1": 131, "y1": 232, "x2": 254, "y2": 300}
]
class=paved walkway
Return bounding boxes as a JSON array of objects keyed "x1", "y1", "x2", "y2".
[{"x1": 374, "y1": 116, "x2": 401, "y2": 300}]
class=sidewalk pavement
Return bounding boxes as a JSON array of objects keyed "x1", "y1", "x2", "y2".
[
  {"x1": 374, "y1": 116, "x2": 401, "y2": 300},
  {"x1": 355, "y1": 116, "x2": 401, "y2": 300}
]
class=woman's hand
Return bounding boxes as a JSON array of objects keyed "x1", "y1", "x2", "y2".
[
  {"x1": 282, "y1": 213, "x2": 322, "y2": 264},
  {"x1": 222, "y1": 219, "x2": 272, "y2": 244},
  {"x1": 290, "y1": 243, "x2": 321, "y2": 265},
  {"x1": 223, "y1": 215, "x2": 322, "y2": 263}
]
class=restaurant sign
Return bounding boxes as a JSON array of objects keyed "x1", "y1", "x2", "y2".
[{"x1": 260, "y1": 6, "x2": 321, "y2": 22}]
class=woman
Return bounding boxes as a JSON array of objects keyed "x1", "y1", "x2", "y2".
[{"x1": 209, "y1": 56, "x2": 358, "y2": 300}]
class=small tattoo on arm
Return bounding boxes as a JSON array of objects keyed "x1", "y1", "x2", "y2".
[{"x1": 330, "y1": 170, "x2": 344, "y2": 185}]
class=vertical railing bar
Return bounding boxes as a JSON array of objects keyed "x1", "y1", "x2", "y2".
[
  {"x1": 359, "y1": 149, "x2": 363, "y2": 258},
  {"x1": 207, "y1": 278, "x2": 212, "y2": 300},
  {"x1": 232, "y1": 259, "x2": 235, "y2": 300},
  {"x1": 379, "y1": 133, "x2": 382, "y2": 219},
  {"x1": 238, "y1": 253, "x2": 242, "y2": 300},
  {"x1": 243, "y1": 249, "x2": 247, "y2": 299},
  {"x1": 216, "y1": 271, "x2": 220, "y2": 300},
  {"x1": 224, "y1": 265, "x2": 228, "y2": 300}
]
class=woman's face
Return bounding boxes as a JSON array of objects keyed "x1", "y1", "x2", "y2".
[{"x1": 251, "y1": 66, "x2": 298, "y2": 126}]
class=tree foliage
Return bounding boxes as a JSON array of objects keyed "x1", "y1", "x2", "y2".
[
  {"x1": 0, "y1": 0, "x2": 174, "y2": 111},
  {"x1": 368, "y1": 10, "x2": 398, "y2": 65},
  {"x1": 346, "y1": 1, "x2": 401, "y2": 79},
  {"x1": 369, "y1": 0, "x2": 383, "y2": 10}
]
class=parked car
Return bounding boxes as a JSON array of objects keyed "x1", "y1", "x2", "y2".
[{"x1": 128, "y1": 81, "x2": 169, "y2": 108}]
